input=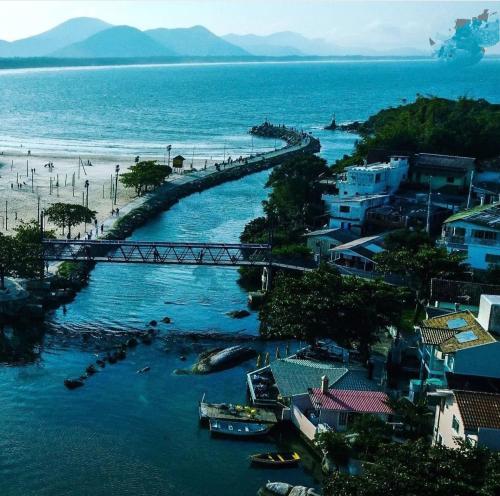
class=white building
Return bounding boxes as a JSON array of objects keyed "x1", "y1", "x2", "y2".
[
  {"x1": 440, "y1": 202, "x2": 500, "y2": 270},
  {"x1": 322, "y1": 156, "x2": 409, "y2": 234},
  {"x1": 432, "y1": 389, "x2": 500, "y2": 451}
]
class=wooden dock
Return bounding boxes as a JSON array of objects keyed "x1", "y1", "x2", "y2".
[{"x1": 199, "y1": 401, "x2": 278, "y2": 425}]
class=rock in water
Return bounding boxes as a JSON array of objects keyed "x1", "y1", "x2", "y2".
[
  {"x1": 64, "y1": 378, "x2": 84, "y2": 390},
  {"x1": 192, "y1": 345, "x2": 257, "y2": 374},
  {"x1": 161, "y1": 316, "x2": 172, "y2": 324},
  {"x1": 226, "y1": 309, "x2": 251, "y2": 319}
]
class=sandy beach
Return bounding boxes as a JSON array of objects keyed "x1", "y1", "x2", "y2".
[{"x1": 0, "y1": 147, "x2": 219, "y2": 238}]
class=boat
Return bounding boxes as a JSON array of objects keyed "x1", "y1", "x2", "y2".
[
  {"x1": 250, "y1": 452, "x2": 301, "y2": 467},
  {"x1": 209, "y1": 419, "x2": 272, "y2": 437}
]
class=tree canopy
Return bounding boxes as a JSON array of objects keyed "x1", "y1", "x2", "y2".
[
  {"x1": 44, "y1": 203, "x2": 96, "y2": 237},
  {"x1": 335, "y1": 96, "x2": 500, "y2": 170},
  {"x1": 324, "y1": 439, "x2": 500, "y2": 496},
  {"x1": 120, "y1": 160, "x2": 172, "y2": 196},
  {"x1": 259, "y1": 265, "x2": 408, "y2": 356}
]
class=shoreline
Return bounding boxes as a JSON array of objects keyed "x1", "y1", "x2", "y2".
[{"x1": 0, "y1": 124, "x2": 320, "y2": 322}]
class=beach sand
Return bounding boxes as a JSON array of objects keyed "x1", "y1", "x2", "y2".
[{"x1": 0, "y1": 147, "x2": 217, "y2": 238}]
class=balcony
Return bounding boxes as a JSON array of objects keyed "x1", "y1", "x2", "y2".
[{"x1": 441, "y1": 235, "x2": 499, "y2": 249}]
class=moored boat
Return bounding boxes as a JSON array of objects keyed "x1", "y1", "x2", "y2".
[
  {"x1": 209, "y1": 419, "x2": 272, "y2": 437},
  {"x1": 250, "y1": 451, "x2": 301, "y2": 467}
]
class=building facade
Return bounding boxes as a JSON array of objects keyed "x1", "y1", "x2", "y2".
[{"x1": 440, "y1": 202, "x2": 500, "y2": 270}]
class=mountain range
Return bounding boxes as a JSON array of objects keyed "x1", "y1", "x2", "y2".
[{"x1": 0, "y1": 17, "x2": 427, "y2": 59}]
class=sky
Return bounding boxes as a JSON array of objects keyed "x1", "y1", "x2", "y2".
[{"x1": 1, "y1": 1, "x2": 499, "y2": 53}]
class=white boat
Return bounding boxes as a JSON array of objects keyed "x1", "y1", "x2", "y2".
[{"x1": 209, "y1": 419, "x2": 272, "y2": 437}]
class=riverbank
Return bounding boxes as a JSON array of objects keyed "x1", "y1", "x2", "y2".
[{"x1": 0, "y1": 124, "x2": 320, "y2": 322}]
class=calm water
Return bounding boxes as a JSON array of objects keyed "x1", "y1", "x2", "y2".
[{"x1": 1, "y1": 60, "x2": 500, "y2": 496}]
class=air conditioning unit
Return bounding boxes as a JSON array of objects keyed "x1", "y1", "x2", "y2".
[{"x1": 477, "y1": 295, "x2": 500, "y2": 334}]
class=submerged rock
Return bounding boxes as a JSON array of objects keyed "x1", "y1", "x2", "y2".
[
  {"x1": 64, "y1": 378, "x2": 84, "y2": 390},
  {"x1": 226, "y1": 309, "x2": 251, "y2": 319},
  {"x1": 126, "y1": 337, "x2": 138, "y2": 348},
  {"x1": 161, "y1": 316, "x2": 172, "y2": 324},
  {"x1": 149, "y1": 320, "x2": 158, "y2": 327},
  {"x1": 192, "y1": 345, "x2": 257, "y2": 374}
]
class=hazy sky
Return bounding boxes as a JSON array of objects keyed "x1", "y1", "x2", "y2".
[{"x1": 1, "y1": 1, "x2": 499, "y2": 52}]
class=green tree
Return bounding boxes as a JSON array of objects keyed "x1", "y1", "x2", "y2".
[
  {"x1": 0, "y1": 233, "x2": 17, "y2": 289},
  {"x1": 120, "y1": 160, "x2": 172, "y2": 196},
  {"x1": 316, "y1": 431, "x2": 351, "y2": 470},
  {"x1": 324, "y1": 439, "x2": 500, "y2": 496},
  {"x1": 45, "y1": 203, "x2": 96, "y2": 237},
  {"x1": 348, "y1": 414, "x2": 392, "y2": 460},
  {"x1": 375, "y1": 245, "x2": 466, "y2": 318},
  {"x1": 385, "y1": 396, "x2": 433, "y2": 439},
  {"x1": 259, "y1": 265, "x2": 407, "y2": 356}
]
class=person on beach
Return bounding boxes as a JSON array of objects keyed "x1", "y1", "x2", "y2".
[
  {"x1": 101, "y1": 224, "x2": 104, "y2": 234},
  {"x1": 116, "y1": 208, "x2": 119, "y2": 216},
  {"x1": 111, "y1": 209, "x2": 115, "y2": 216}
]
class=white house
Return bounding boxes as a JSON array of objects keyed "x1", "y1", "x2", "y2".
[
  {"x1": 416, "y1": 295, "x2": 500, "y2": 392},
  {"x1": 432, "y1": 389, "x2": 500, "y2": 451},
  {"x1": 303, "y1": 228, "x2": 357, "y2": 260},
  {"x1": 440, "y1": 202, "x2": 500, "y2": 270},
  {"x1": 322, "y1": 156, "x2": 409, "y2": 234}
]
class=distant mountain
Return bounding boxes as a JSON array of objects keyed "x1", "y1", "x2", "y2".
[
  {"x1": 0, "y1": 17, "x2": 111, "y2": 57},
  {"x1": 147, "y1": 26, "x2": 248, "y2": 57},
  {"x1": 224, "y1": 31, "x2": 427, "y2": 57},
  {"x1": 52, "y1": 25, "x2": 175, "y2": 58},
  {"x1": 223, "y1": 31, "x2": 341, "y2": 56}
]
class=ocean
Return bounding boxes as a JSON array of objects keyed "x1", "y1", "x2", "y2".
[{"x1": 0, "y1": 59, "x2": 499, "y2": 496}]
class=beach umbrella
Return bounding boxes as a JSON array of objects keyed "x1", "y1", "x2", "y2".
[
  {"x1": 264, "y1": 352, "x2": 270, "y2": 365},
  {"x1": 285, "y1": 343, "x2": 290, "y2": 357},
  {"x1": 256, "y1": 354, "x2": 262, "y2": 368},
  {"x1": 275, "y1": 347, "x2": 281, "y2": 359}
]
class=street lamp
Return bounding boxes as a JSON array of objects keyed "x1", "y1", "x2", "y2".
[
  {"x1": 114, "y1": 164, "x2": 120, "y2": 205},
  {"x1": 84, "y1": 180, "x2": 90, "y2": 208}
]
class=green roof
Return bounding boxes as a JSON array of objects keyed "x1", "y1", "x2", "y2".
[
  {"x1": 444, "y1": 202, "x2": 500, "y2": 227},
  {"x1": 270, "y1": 359, "x2": 347, "y2": 398}
]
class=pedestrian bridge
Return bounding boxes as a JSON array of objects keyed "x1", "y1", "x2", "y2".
[{"x1": 42, "y1": 239, "x2": 273, "y2": 267}]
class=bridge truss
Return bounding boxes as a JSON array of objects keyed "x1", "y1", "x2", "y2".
[{"x1": 42, "y1": 239, "x2": 272, "y2": 267}]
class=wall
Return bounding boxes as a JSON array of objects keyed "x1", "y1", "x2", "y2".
[
  {"x1": 453, "y1": 342, "x2": 500, "y2": 378},
  {"x1": 433, "y1": 396, "x2": 465, "y2": 448}
]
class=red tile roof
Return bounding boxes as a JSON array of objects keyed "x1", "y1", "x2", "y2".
[
  {"x1": 309, "y1": 388, "x2": 393, "y2": 414},
  {"x1": 454, "y1": 390, "x2": 500, "y2": 431}
]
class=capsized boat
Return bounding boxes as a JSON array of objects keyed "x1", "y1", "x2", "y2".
[
  {"x1": 250, "y1": 452, "x2": 301, "y2": 467},
  {"x1": 209, "y1": 419, "x2": 272, "y2": 437}
]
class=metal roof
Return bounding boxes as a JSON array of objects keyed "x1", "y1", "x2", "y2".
[
  {"x1": 414, "y1": 153, "x2": 476, "y2": 171},
  {"x1": 309, "y1": 388, "x2": 393, "y2": 414},
  {"x1": 420, "y1": 327, "x2": 459, "y2": 345},
  {"x1": 454, "y1": 390, "x2": 500, "y2": 431},
  {"x1": 444, "y1": 202, "x2": 500, "y2": 230},
  {"x1": 270, "y1": 359, "x2": 347, "y2": 398}
]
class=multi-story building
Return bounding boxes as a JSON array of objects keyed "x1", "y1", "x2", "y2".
[
  {"x1": 440, "y1": 202, "x2": 500, "y2": 270},
  {"x1": 432, "y1": 389, "x2": 500, "y2": 451},
  {"x1": 322, "y1": 156, "x2": 409, "y2": 234},
  {"x1": 415, "y1": 295, "x2": 500, "y2": 392}
]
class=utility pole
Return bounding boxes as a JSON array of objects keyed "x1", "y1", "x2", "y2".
[
  {"x1": 84, "y1": 180, "x2": 89, "y2": 208},
  {"x1": 167, "y1": 145, "x2": 172, "y2": 167},
  {"x1": 426, "y1": 176, "x2": 432, "y2": 234},
  {"x1": 466, "y1": 170, "x2": 474, "y2": 209},
  {"x1": 114, "y1": 165, "x2": 120, "y2": 205},
  {"x1": 5, "y1": 200, "x2": 7, "y2": 231},
  {"x1": 31, "y1": 168, "x2": 34, "y2": 193}
]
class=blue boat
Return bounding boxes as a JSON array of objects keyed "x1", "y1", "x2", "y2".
[{"x1": 209, "y1": 419, "x2": 272, "y2": 437}]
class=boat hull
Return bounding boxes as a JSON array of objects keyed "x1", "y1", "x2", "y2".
[{"x1": 209, "y1": 419, "x2": 272, "y2": 437}]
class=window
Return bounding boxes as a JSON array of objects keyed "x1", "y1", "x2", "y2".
[
  {"x1": 453, "y1": 227, "x2": 466, "y2": 236},
  {"x1": 338, "y1": 412, "x2": 348, "y2": 426},
  {"x1": 452, "y1": 415, "x2": 460, "y2": 433},
  {"x1": 447, "y1": 176, "x2": 455, "y2": 184},
  {"x1": 486, "y1": 254, "x2": 500, "y2": 266},
  {"x1": 473, "y1": 230, "x2": 497, "y2": 240},
  {"x1": 340, "y1": 206, "x2": 350, "y2": 213}
]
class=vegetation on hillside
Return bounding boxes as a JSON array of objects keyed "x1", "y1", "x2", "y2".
[
  {"x1": 259, "y1": 265, "x2": 408, "y2": 357},
  {"x1": 324, "y1": 439, "x2": 500, "y2": 496},
  {"x1": 334, "y1": 96, "x2": 500, "y2": 170}
]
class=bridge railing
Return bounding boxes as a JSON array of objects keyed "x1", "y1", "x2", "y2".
[{"x1": 42, "y1": 239, "x2": 272, "y2": 267}]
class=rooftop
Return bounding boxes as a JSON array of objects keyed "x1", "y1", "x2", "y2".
[
  {"x1": 309, "y1": 388, "x2": 393, "y2": 414},
  {"x1": 270, "y1": 359, "x2": 347, "y2": 398},
  {"x1": 454, "y1": 390, "x2": 500, "y2": 431},
  {"x1": 303, "y1": 228, "x2": 357, "y2": 244},
  {"x1": 330, "y1": 235, "x2": 384, "y2": 252},
  {"x1": 414, "y1": 153, "x2": 476, "y2": 171},
  {"x1": 420, "y1": 310, "x2": 496, "y2": 353},
  {"x1": 444, "y1": 202, "x2": 500, "y2": 230}
]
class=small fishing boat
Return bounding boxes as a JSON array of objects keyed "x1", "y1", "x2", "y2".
[
  {"x1": 250, "y1": 452, "x2": 301, "y2": 467},
  {"x1": 209, "y1": 419, "x2": 272, "y2": 437}
]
